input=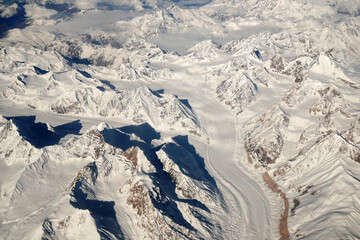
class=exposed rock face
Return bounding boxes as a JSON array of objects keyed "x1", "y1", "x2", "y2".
[
  {"x1": 270, "y1": 54, "x2": 286, "y2": 73},
  {"x1": 216, "y1": 73, "x2": 258, "y2": 114},
  {"x1": 270, "y1": 54, "x2": 314, "y2": 83},
  {"x1": 309, "y1": 86, "x2": 352, "y2": 118},
  {"x1": 244, "y1": 106, "x2": 289, "y2": 166}
]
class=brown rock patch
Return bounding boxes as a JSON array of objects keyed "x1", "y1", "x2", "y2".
[{"x1": 263, "y1": 172, "x2": 289, "y2": 240}]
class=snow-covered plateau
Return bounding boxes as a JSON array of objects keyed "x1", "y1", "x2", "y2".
[{"x1": 0, "y1": 0, "x2": 360, "y2": 239}]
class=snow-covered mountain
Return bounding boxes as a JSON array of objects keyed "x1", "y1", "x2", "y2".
[
  {"x1": 0, "y1": 117, "x2": 221, "y2": 239},
  {"x1": 0, "y1": 49, "x2": 204, "y2": 136},
  {"x1": 0, "y1": 0, "x2": 359, "y2": 239}
]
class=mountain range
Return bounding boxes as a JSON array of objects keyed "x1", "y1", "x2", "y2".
[{"x1": 0, "y1": 0, "x2": 359, "y2": 239}]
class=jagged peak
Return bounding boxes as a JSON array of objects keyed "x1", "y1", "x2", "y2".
[
  {"x1": 245, "y1": 104, "x2": 290, "y2": 129},
  {"x1": 309, "y1": 84, "x2": 353, "y2": 118},
  {"x1": 188, "y1": 39, "x2": 219, "y2": 52},
  {"x1": 310, "y1": 52, "x2": 337, "y2": 76},
  {"x1": 132, "y1": 85, "x2": 158, "y2": 97},
  {"x1": 216, "y1": 72, "x2": 259, "y2": 114},
  {"x1": 96, "y1": 122, "x2": 111, "y2": 132}
]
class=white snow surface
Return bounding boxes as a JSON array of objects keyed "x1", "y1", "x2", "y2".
[{"x1": 0, "y1": 0, "x2": 360, "y2": 239}]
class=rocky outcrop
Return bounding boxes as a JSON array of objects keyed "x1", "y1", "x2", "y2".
[
  {"x1": 270, "y1": 55, "x2": 314, "y2": 83},
  {"x1": 244, "y1": 106, "x2": 289, "y2": 166},
  {"x1": 216, "y1": 73, "x2": 258, "y2": 114}
]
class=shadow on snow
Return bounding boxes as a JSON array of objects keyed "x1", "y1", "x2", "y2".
[
  {"x1": 4, "y1": 115, "x2": 82, "y2": 148},
  {"x1": 70, "y1": 163, "x2": 125, "y2": 240},
  {"x1": 100, "y1": 122, "x2": 219, "y2": 233}
]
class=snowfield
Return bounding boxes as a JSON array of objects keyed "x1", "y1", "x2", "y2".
[{"x1": 0, "y1": 0, "x2": 360, "y2": 239}]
